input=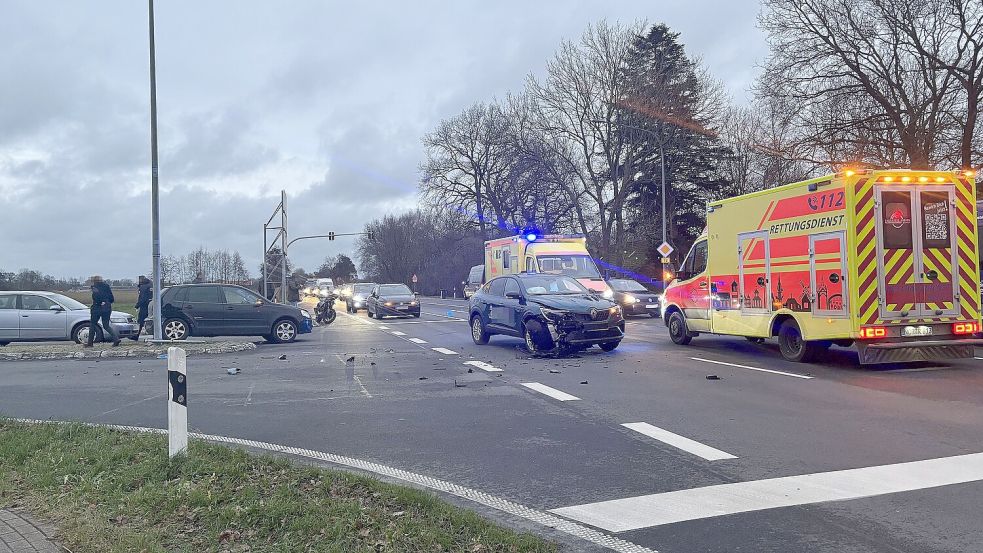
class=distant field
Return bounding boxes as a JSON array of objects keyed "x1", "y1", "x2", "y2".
[{"x1": 59, "y1": 289, "x2": 139, "y2": 316}]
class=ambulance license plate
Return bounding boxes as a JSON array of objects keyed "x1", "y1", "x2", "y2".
[{"x1": 902, "y1": 325, "x2": 932, "y2": 337}]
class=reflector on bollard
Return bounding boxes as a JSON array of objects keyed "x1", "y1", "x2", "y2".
[{"x1": 167, "y1": 346, "x2": 188, "y2": 458}]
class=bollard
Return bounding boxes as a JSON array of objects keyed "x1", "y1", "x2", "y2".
[{"x1": 167, "y1": 346, "x2": 188, "y2": 458}]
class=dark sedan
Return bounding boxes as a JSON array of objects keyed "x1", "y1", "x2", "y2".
[
  {"x1": 468, "y1": 273, "x2": 624, "y2": 354},
  {"x1": 608, "y1": 278, "x2": 662, "y2": 317},
  {"x1": 366, "y1": 284, "x2": 420, "y2": 319},
  {"x1": 147, "y1": 284, "x2": 313, "y2": 343}
]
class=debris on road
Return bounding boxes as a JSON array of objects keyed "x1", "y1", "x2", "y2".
[
  {"x1": 346, "y1": 355, "x2": 355, "y2": 363},
  {"x1": 467, "y1": 368, "x2": 474, "y2": 373},
  {"x1": 419, "y1": 376, "x2": 428, "y2": 380},
  {"x1": 227, "y1": 368, "x2": 241, "y2": 375},
  {"x1": 454, "y1": 380, "x2": 466, "y2": 387},
  {"x1": 579, "y1": 380, "x2": 588, "y2": 384},
  {"x1": 548, "y1": 369, "x2": 561, "y2": 374},
  {"x1": 706, "y1": 374, "x2": 721, "y2": 380},
  {"x1": 278, "y1": 354, "x2": 287, "y2": 360}
]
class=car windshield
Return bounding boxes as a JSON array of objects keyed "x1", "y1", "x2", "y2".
[
  {"x1": 609, "y1": 279, "x2": 648, "y2": 292},
  {"x1": 354, "y1": 284, "x2": 376, "y2": 294},
  {"x1": 520, "y1": 276, "x2": 589, "y2": 295},
  {"x1": 536, "y1": 255, "x2": 601, "y2": 278},
  {"x1": 379, "y1": 284, "x2": 412, "y2": 295},
  {"x1": 49, "y1": 293, "x2": 87, "y2": 310}
]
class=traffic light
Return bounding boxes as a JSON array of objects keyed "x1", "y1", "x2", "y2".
[{"x1": 328, "y1": 232, "x2": 335, "y2": 241}]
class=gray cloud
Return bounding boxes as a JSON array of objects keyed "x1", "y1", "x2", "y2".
[{"x1": 0, "y1": 0, "x2": 765, "y2": 279}]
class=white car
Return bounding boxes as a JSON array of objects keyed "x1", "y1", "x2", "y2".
[{"x1": 0, "y1": 291, "x2": 139, "y2": 345}]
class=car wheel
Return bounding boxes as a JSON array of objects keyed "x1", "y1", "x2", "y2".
[
  {"x1": 599, "y1": 340, "x2": 621, "y2": 352},
  {"x1": 270, "y1": 319, "x2": 298, "y2": 343},
  {"x1": 72, "y1": 323, "x2": 100, "y2": 344},
  {"x1": 470, "y1": 315, "x2": 489, "y2": 345},
  {"x1": 746, "y1": 337, "x2": 765, "y2": 344},
  {"x1": 777, "y1": 319, "x2": 822, "y2": 362},
  {"x1": 523, "y1": 320, "x2": 554, "y2": 353},
  {"x1": 667, "y1": 311, "x2": 692, "y2": 345},
  {"x1": 162, "y1": 319, "x2": 190, "y2": 341}
]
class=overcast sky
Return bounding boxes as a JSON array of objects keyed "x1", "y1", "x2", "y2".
[{"x1": 0, "y1": 0, "x2": 766, "y2": 280}]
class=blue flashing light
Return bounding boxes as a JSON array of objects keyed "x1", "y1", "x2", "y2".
[{"x1": 525, "y1": 233, "x2": 538, "y2": 242}]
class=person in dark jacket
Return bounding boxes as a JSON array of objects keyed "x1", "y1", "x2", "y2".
[
  {"x1": 132, "y1": 275, "x2": 152, "y2": 341},
  {"x1": 84, "y1": 275, "x2": 120, "y2": 347},
  {"x1": 286, "y1": 276, "x2": 302, "y2": 306}
]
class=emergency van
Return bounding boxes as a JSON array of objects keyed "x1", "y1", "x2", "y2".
[
  {"x1": 663, "y1": 169, "x2": 982, "y2": 364},
  {"x1": 484, "y1": 233, "x2": 613, "y2": 297}
]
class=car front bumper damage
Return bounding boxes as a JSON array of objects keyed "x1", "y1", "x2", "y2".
[{"x1": 536, "y1": 313, "x2": 625, "y2": 352}]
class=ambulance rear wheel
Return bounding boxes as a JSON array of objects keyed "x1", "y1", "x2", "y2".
[
  {"x1": 668, "y1": 311, "x2": 692, "y2": 345},
  {"x1": 777, "y1": 320, "x2": 822, "y2": 363}
]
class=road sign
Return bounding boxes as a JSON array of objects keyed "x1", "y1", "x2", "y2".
[
  {"x1": 412, "y1": 274, "x2": 418, "y2": 283},
  {"x1": 657, "y1": 242, "x2": 673, "y2": 257}
]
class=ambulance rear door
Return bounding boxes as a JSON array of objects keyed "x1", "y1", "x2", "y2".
[{"x1": 875, "y1": 185, "x2": 959, "y2": 319}]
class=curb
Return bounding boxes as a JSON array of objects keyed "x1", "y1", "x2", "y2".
[{"x1": 0, "y1": 342, "x2": 256, "y2": 362}]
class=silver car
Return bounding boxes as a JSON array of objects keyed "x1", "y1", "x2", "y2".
[{"x1": 0, "y1": 291, "x2": 139, "y2": 345}]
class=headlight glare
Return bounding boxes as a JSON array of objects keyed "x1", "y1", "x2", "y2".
[
  {"x1": 602, "y1": 289, "x2": 614, "y2": 299},
  {"x1": 624, "y1": 294, "x2": 638, "y2": 303}
]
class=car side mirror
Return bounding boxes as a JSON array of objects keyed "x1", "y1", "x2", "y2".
[
  {"x1": 254, "y1": 299, "x2": 263, "y2": 306},
  {"x1": 505, "y1": 291, "x2": 522, "y2": 300},
  {"x1": 48, "y1": 305, "x2": 64, "y2": 312}
]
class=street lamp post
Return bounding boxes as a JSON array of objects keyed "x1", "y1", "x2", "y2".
[{"x1": 148, "y1": 0, "x2": 163, "y2": 341}]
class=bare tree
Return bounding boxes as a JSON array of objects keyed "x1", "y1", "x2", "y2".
[{"x1": 759, "y1": 0, "x2": 964, "y2": 169}]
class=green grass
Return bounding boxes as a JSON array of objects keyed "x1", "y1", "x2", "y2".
[
  {"x1": 60, "y1": 290, "x2": 139, "y2": 316},
  {"x1": 0, "y1": 421, "x2": 555, "y2": 553}
]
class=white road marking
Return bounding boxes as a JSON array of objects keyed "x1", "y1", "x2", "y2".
[
  {"x1": 690, "y1": 357, "x2": 813, "y2": 379},
  {"x1": 463, "y1": 360, "x2": 503, "y2": 372},
  {"x1": 245, "y1": 383, "x2": 255, "y2": 406},
  {"x1": 408, "y1": 338, "x2": 427, "y2": 344},
  {"x1": 353, "y1": 375, "x2": 373, "y2": 398},
  {"x1": 391, "y1": 331, "x2": 406, "y2": 336},
  {"x1": 520, "y1": 382, "x2": 580, "y2": 401},
  {"x1": 14, "y1": 419, "x2": 654, "y2": 553},
  {"x1": 432, "y1": 347, "x2": 458, "y2": 355},
  {"x1": 421, "y1": 310, "x2": 468, "y2": 321},
  {"x1": 378, "y1": 325, "x2": 390, "y2": 330},
  {"x1": 551, "y1": 451, "x2": 983, "y2": 532},
  {"x1": 621, "y1": 423, "x2": 736, "y2": 461}
]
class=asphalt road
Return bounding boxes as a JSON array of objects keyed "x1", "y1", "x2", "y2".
[{"x1": 2, "y1": 297, "x2": 983, "y2": 552}]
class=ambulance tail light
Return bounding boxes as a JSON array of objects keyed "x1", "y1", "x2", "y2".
[
  {"x1": 859, "y1": 326, "x2": 887, "y2": 339},
  {"x1": 952, "y1": 322, "x2": 980, "y2": 335}
]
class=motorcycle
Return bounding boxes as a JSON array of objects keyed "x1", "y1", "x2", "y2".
[{"x1": 314, "y1": 293, "x2": 338, "y2": 325}]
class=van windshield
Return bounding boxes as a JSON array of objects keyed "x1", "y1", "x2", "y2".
[{"x1": 536, "y1": 255, "x2": 601, "y2": 278}]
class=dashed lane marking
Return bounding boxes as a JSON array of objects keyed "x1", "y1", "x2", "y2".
[
  {"x1": 378, "y1": 325, "x2": 390, "y2": 330},
  {"x1": 432, "y1": 347, "x2": 458, "y2": 355},
  {"x1": 520, "y1": 382, "x2": 580, "y2": 401},
  {"x1": 690, "y1": 357, "x2": 813, "y2": 379},
  {"x1": 408, "y1": 338, "x2": 428, "y2": 344},
  {"x1": 391, "y1": 331, "x2": 406, "y2": 336},
  {"x1": 551, "y1": 451, "x2": 983, "y2": 532},
  {"x1": 14, "y1": 419, "x2": 656, "y2": 553},
  {"x1": 621, "y1": 422, "x2": 736, "y2": 461},
  {"x1": 463, "y1": 360, "x2": 503, "y2": 372}
]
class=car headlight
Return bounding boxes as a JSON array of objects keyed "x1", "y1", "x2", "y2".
[
  {"x1": 624, "y1": 294, "x2": 638, "y2": 304},
  {"x1": 301, "y1": 309, "x2": 312, "y2": 319},
  {"x1": 610, "y1": 305, "x2": 622, "y2": 315},
  {"x1": 540, "y1": 307, "x2": 566, "y2": 322},
  {"x1": 385, "y1": 301, "x2": 394, "y2": 306},
  {"x1": 410, "y1": 301, "x2": 418, "y2": 305},
  {"x1": 602, "y1": 289, "x2": 614, "y2": 299},
  {"x1": 354, "y1": 294, "x2": 364, "y2": 301}
]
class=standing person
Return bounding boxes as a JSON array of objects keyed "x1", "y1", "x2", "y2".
[
  {"x1": 83, "y1": 276, "x2": 120, "y2": 347},
  {"x1": 287, "y1": 276, "x2": 302, "y2": 307},
  {"x1": 132, "y1": 275, "x2": 152, "y2": 341}
]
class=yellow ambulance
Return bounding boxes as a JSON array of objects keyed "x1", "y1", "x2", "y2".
[
  {"x1": 663, "y1": 169, "x2": 982, "y2": 364},
  {"x1": 484, "y1": 233, "x2": 613, "y2": 297}
]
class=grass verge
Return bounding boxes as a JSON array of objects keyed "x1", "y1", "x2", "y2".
[{"x1": 0, "y1": 420, "x2": 556, "y2": 552}]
